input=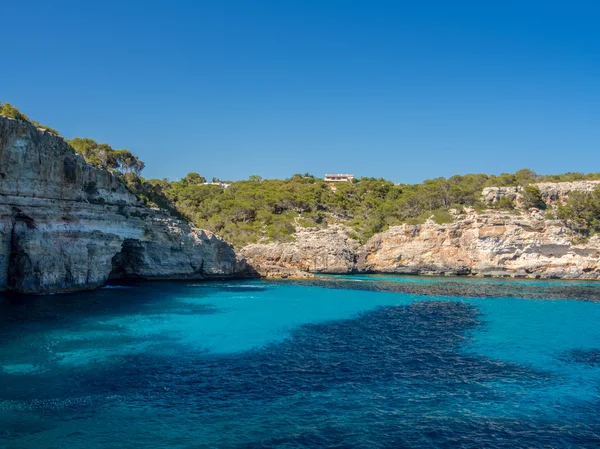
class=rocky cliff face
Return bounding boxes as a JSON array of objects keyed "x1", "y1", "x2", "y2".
[
  {"x1": 242, "y1": 225, "x2": 360, "y2": 278},
  {"x1": 358, "y1": 210, "x2": 600, "y2": 278},
  {"x1": 243, "y1": 206, "x2": 600, "y2": 280},
  {"x1": 0, "y1": 117, "x2": 249, "y2": 294},
  {"x1": 3, "y1": 115, "x2": 597, "y2": 290},
  {"x1": 482, "y1": 181, "x2": 600, "y2": 206}
]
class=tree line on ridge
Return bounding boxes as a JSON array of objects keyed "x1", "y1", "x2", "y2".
[{"x1": 2, "y1": 102, "x2": 600, "y2": 246}]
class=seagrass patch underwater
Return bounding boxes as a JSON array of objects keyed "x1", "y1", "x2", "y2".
[{"x1": 1, "y1": 276, "x2": 600, "y2": 448}]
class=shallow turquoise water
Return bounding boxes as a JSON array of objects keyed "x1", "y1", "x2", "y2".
[{"x1": 1, "y1": 276, "x2": 600, "y2": 448}]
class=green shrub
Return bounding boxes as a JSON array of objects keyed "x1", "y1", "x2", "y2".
[
  {"x1": 557, "y1": 188, "x2": 600, "y2": 235},
  {"x1": 521, "y1": 185, "x2": 546, "y2": 210},
  {"x1": 0, "y1": 102, "x2": 29, "y2": 121},
  {"x1": 490, "y1": 196, "x2": 515, "y2": 210},
  {"x1": 405, "y1": 209, "x2": 454, "y2": 225},
  {"x1": 68, "y1": 138, "x2": 144, "y2": 175},
  {"x1": 430, "y1": 209, "x2": 455, "y2": 224}
]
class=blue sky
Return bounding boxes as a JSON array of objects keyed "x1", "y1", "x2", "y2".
[{"x1": 2, "y1": 1, "x2": 599, "y2": 183}]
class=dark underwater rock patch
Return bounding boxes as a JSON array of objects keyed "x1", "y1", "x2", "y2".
[
  {"x1": 566, "y1": 349, "x2": 600, "y2": 367},
  {"x1": 276, "y1": 277, "x2": 600, "y2": 302}
]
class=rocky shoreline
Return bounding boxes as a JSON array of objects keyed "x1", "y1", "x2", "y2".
[
  {"x1": 243, "y1": 206, "x2": 600, "y2": 281},
  {"x1": 2, "y1": 115, "x2": 599, "y2": 295},
  {"x1": 0, "y1": 117, "x2": 252, "y2": 294}
]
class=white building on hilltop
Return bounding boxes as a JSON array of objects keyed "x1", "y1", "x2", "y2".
[
  {"x1": 324, "y1": 173, "x2": 355, "y2": 182},
  {"x1": 203, "y1": 182, "x2": 231, "y2": 188}
]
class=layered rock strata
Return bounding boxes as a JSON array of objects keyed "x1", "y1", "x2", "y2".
[
  {"x1": 242, "y1": 225, "x2": 360, "y2": 278},
  {"x1": 358, "y1": 211, "x2": 600, "y2": 278},
  {"x1": 482, "y1": 181, "x2": 600, "y2": 206},
  {"x1": 0, "y1": 117, "x2": 248, "y2": 294},
  {"x1": 244, "y1": 209, "x2": 600, "y2": 280},
  {"x1": 3, "y1": 114, "x2": 599, "y2": 291}
]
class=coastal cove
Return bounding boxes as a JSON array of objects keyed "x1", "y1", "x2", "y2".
[
  {"x1": 2, "y1": 275, "x2": 600, "y2": 448},
  {"x1": 3, "y1": 112, "x2": 600, "y2": 295},
  {"x1": 4, "y1": 3, "x2": 600, "y2": 448}
]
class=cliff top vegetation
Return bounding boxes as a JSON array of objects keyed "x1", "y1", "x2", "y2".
[
  {"x1": 0, "y1": 102, "x2": 145, "y2": 177},
  {"x1": 0, "y1": 102, "x2": 61, "y2": 136},
  {"x1": 132, "y1": 170, "x2": 600, "y2": 247},
  {"x1": 2, "y1": 103, "x2": 600, "y2": 247}
]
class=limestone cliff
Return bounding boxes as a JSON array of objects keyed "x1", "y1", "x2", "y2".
[
  {"x1": 243, "y1": 196, "x2": 600, "y2": 280},
  {"x1": 358, "y1": 210, "x2": 600, "y2": 278},
  {"x1": 0, "y1": 116, "x2": 249, "y2": 294},
  {"x1": 242, "y1": 225, "x2": 360, "y2": 278},
  {"x1": 482, "y1": 181, "x2": 600, "y2": 206}
]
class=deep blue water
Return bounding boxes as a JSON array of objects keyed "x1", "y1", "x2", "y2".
[{"x1": 1, "y1": 275, "x2": 600, "y2": 448}]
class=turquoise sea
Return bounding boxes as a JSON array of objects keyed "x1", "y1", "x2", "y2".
[{"x1": 1, "y1": 275, "x2": 600, "y2": 448}]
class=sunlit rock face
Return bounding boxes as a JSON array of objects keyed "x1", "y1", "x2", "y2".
[
  {"x1": 482, "y1": 181, "x2": 600, "y2": 206},
  {"x1": 0, "y1": 116, "x2": 249, "y2": 294},
  {"x1": 243, "y1": 209, "x2": 600, "y2": 280},
  {"x1": 242, "y1": 225, "x2": 360, "y2": 278},
  {"x1": 357, "y1": 210, "x2": 600, "y2": 279}
]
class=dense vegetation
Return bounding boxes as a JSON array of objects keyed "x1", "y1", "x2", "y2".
[
  {"x1": 557, "y1": 187, "x2": 600, "y2": 236},
  {"x1": 128, "y1": 169, "x2": 600, "y2": 246},
  {"x1": 69, "y1": 137, "x2": 145, "y2": 175},
  {"x1": 3, "y1": 102, "x2": 600, "y2": 246}
]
